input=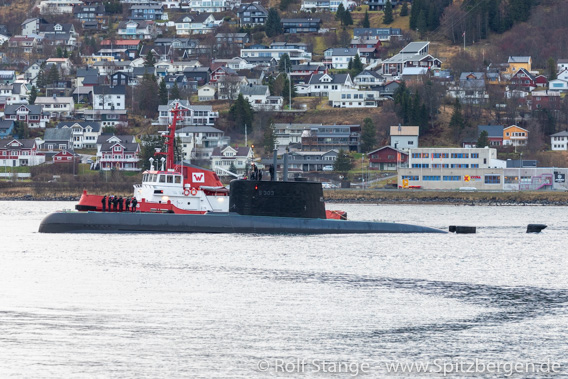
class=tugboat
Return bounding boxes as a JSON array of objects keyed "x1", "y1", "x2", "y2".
[{"x1": 38, "y1": 106, "x2": 445, "y2": 234}]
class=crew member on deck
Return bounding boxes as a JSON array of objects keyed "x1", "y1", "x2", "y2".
[
  {"x1": 101, "y1": 195, "x2": 106, "y2": 212},
  {"x1": 112, "y1": 196, "x2": 118, "y2": 212},
  {"x1": 107, "y1": 195, "x2": 112, "y2": 211},
  {"x1": 258, "y1": 170, "x2": 263, "y2": 181},
  {"x1": 125, "y1": 197, "x2": 131, "y2": 211},
  {"x1": 118, "y1": 196, "x2": 123, "y2": 212},
  {"x1": 131, "y1": 197, "x2": 137, "y2": 212}
]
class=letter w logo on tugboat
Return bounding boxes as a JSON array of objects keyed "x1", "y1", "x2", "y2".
[{"x1": 192, "y1": 173, "x2": 205, "y2": 183}]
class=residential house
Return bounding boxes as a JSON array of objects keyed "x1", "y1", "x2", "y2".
[
  {"x1": 353, "y1": 27, "x2": 402, "y2": 41},
  {"x1": 117, "y1": 20, "x2": 157, "y2": 40},
  {"x1": 8, "y1": 36, "x2": 39, "y2": 54},
  {"x1": 509, "y1": 68, "x2": 537, "y2": 91},
  {"x1": 368, "y1": 146, "x2": 408, "y2": 170},
  {"x1": 323, "y1": 47, "x2": 361, "y2": 69},
  {"x1": 157, "y1": 100, "x2": 219, "y2": 126},
  {"x1": 130, "y1": 4, "x2": 165, "y2": 20},
  {"x1": 52, "y1": 149, "x2": 79, "y2": 163},
  {"x1": 175, "y1": 14, "x2": 222, "y2": 35},
  {"x1": 550, "y1": 130, "x2": 568, "y2": 151},
  {"x1": 301, "y1": 0, "x2": 355, "y2": 12},
  {"x1": 381, "y1": 41, "x2": 442, "y2": 76},
  {"x1": 301, "y1": 124, "x2": 360, "y2": 152},
  {"x1": 0, "y1": 120, "x2": 15, "y2": 138},
  {"x1": 237, "y1": 3, "x2": 268, "y2": 26},
  {"x1": 21, "y1": 18, "x2": 49, "y2": 35},
  {"x1": 198, "y1": 84, "x2": 217, "y2": 101},
  {"x1": 46, "y1": 58, "x2": 74, "y2": 75},
  {"x1": 39, "y1": 0, "x2": 84, "y2": 14},
  {"x1": 557, "y1": 59, "x2": 568, "y2": 74},
  {"x1": 281, "y1": 18, "x2": 322, "y2": 34},
  {"x1": 239, "y1": 84, "x2": 283, "y2": 111},
  {"x1": 504, "y1": 56, "x2": 532, "y2": 78},
  {"x1": 3, "y1": 104, "x2": 50, "y2": 128},
  {"x1": 153, "y1": 37, "x2": 201, "y2": 59},
  {"x1": 328, "y1": 88, "x2": 382, "y2": 108},
  {"x1": 289, "y1": 64, "x2": 325, "y2": 83},
  {"x1": 272, "y1": 123, "x2": 320, "y2": 148},
  {"x1": 73, "y1": 3, "x2": 106, "y2": 30},
  {"x1": 548, "y1": 71, "x2": 568, "y2": 92},
  {"x1": 478, "y1": 125, "x2": 504, "y2": 146},
  {"x1": 216, "y1": 74, "x2": 248, "y2": 100},
  {"x1": 350, "y1": 37, "x2": 381, "y2": 61},
  {"x1": 43, "y1": 127, "x2": 74, "y2": 152},
  {"x1": 184, "y1": 67, "x2": 211, "y2": 86},
  {"x1": 240, "y1": 44, "x2": 312, "y2": 65},
  {"x1": 100, "y1": 39, "x2": 142, "y2": 59},
  {"x1": 447, "y1": 72, "x2": 488, "y2": 105},
  {"x1": 284, "y1": 150, "x2": 339, "y2": 171},
  {"x1": 96, "y1": 134, "x2": 141, "y2": 171},
  {"x1": 0, "y1": 138, "x2": 45, "y2": 167},
  {"x1": 84, "y1": 85, "x2": 127, "y2": 127},
  {"x1": 390, "y1": 125, "x2": 419, "y2": 151},
  {"x1": 24, "y1": 61, "x2": 43, "y2": 83},
  {"x1": 303, "y1": 73, "x2": 353, "y2": 97},
  {"x1": 503, "y1": 125, "x2": 528, "y2": 147},
  {"x1": 0, "y1": 70, "x2": 16, "y2": 84},
  {"x1": 530, "y1": 90, "x2": 561, "y2": 111},
  {"x1": 189, "y1": 0, "x2": 237, "y2": 12},
  {"x1": 354, "y1": 70, "x2": 385, "y2": 87},
  {"x1": 175, "y1": 125, "x2": 229, "y2": 161},
  {"x1": 368, "y1": 0, "x2": 399, "y2": 10},
  {"x1": 0, "y1": 33, "x2": 10, "y2": 45},
  {"x1": 56, "y1": 121, "x2": 102, "y2": 149},
  {"x1": 35, "y1": 96, "x2": 75, "y2": 118},
  {"x1": 211, "y1": 145, "x2": 254, "y2": 176},
  {"x1": 216, "y1": 32, "x2": 250, "y2": 49}
]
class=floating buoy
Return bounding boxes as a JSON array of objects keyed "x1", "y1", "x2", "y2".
[
  {"x1": 526, "y1": 224, "x2": 547, "y2": 233},
  {"x1": 449, "y1": 225, "x2": 476, "y2": 234}
]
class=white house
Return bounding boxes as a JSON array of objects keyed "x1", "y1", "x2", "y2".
[
  {"x1": 354, "y1": 70, "x2": 385, "y2": 87},
  {"x1": 239, "y1": 84, "x2": 283, "y2": 111},
  {"x1": 34, "y1": 96, "x2": 75, "y2": 118},
  {"x1": 175, "y1": 125, "x2": 229, "y2": 161},
  {"x1": 328, "y1": 89, "x2": 382, "y2": 108},
  {"x1": 56, "y1": 121, "x2": 102, "y2": 149},
  {"x1": 211, "y1": 145, "x2": 254, "y2": 176},
  {"x1": 157, "y1": 99, "x2": 219, "y2": 126},
  {"x1": 93, "y1": 85, "x2": 125, "y2": 110},
  {"x1": 304, "y1": 73, "x2": 353, "y2": 97},
  {"x1": 175, "y1": 14, "x2": 222, "y2": 35},
  {"x1": 550, "y1": 131, "x2": 568, "y2": 151},
  {"x1": 390, "y1": 125, "x2": 419, "y2": 151},
  {"x1": 198, "y1": 84, "x2": 217, "y2": 101},
  {"x1": 240, "y1": 46, "x2": 312, "y2": 65},
  {"x1": 323, "y1": 47, "x2": 361, "y2": 69}
]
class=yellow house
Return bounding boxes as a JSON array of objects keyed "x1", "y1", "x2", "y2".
[
  {"x1": 83, "y1": 55, "x2": 117, "y2": 65},
  {"x1": 504, "y1": 56, "x2": 532, "y2": 77},
  {"x1": 503, "y1": 125, "x2": 528, "y2": 147}
]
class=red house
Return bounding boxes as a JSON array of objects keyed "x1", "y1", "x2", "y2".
[
  {"x1": 367, "y1": 146, "x2": 408, "y2": 171},
  {"x1": 510, "y1": 68, "x2": 537, "y2": 91},
  {"x1": 530, "y1": 90, "x2": 561, "y2": 111},
  {"x1": 53, "y1": 150, "x2": 78, "y2": 163}
]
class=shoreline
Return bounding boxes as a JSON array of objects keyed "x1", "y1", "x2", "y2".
[{"x1": 2, "y1": 190, "x2": 568, "y2": 206}]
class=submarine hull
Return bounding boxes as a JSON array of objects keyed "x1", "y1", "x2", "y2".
[{"x1": 38, "y1": 211, "x2": 445, "y2": 234}]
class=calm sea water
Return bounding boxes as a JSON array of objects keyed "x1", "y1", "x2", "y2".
[{"x1": 1, "y1": 201, "x2": 567, "y2": 378}]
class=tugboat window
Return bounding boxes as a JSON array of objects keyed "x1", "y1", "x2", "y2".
[
  {"x1": 159, "y1": 175, "x2": 166, "y2": 183},
  {"x1": 175, "y1": 176, "x2": 182, "y2": 184},
  {"x1": 167, "y1": 175, "x2": 173, "y2": 183}
]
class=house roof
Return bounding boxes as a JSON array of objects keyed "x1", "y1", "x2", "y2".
[
  {"x1": 176, "y1": 126, "x2": 223, "y2": 134},
  {"x1": 400, "y1": 41, "x2": 429, "y2": 54},
  {"x1": 478, "y1": 125, "x2": 504, "y2": 138},
  {"x1": 211, "y1": 145, "x2": 252, "y2": 157},
  {"x1": 93, "y1": 85, "x2": 125, "y2": 95},
  {"x1": 508, "y1": 56, "x2": 531, "y2": 63},
  {"x1": 44, "y1": 128, "x2": 72, "y2": 141},
  {"x1": 281, "y1": 18, "x2": 321, "y2": 23},
  {"x1": 96, "y1": 134, "x2": 136, "y2": 144},
  {"x1": 0, "y1": 120, "x2": 15, "y2": 131},
  {"x1": 100, "y1": 142, "x2": 139, "y2": 152},
  {"x1": 56, "y1": 121, "x2": 101, "y2": 132},
  {"x1": 356, "y1": 70, "x2": 383, "y2": 79},
  {"x1": 239, "y1": 84, "x2": 268, "y2": 96},
  {"x1": 390, "y1": 126, "x2": 419, "y2": 136},
  {"x1": 325, "y1": 47, "x2": 358, "y2": 56},
  {"x1": 308, "y1": 73, "x2": 350, "y2": 85},
  {"x1": 35, "y1": 96, "x2": 73, "y2": 104},
  {"x1": 367, "y1": 145, "x2": 408, "y2": 155},
  {"x1": 4, "y1": 104, "x2": 43, "y2": 114},
  {"x1": 1, "y1": 138, "x2": 36, "y2": 149},
  {"x1": 550, "y1": 130, "x2": 568, "y2": 137},
  {"x1": 353, "y1": 27, "x2": 402, "y2": 37},
  {"x1": 237, "y1": 2, "x2": 268, "y2": 13},
  {"x1": 503, "y1": 125, "x2": 528, "y2": 132}
]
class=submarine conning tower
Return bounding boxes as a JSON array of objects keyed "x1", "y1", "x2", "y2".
[{"x1": 229, "y1": 180, "x2": 326, "y2": 219}]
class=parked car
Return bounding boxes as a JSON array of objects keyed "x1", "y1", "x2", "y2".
[{"x1": 323, "y1": 165, "x2": 334, "y2": 171}]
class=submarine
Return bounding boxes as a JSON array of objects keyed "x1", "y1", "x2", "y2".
[{"x1": 38, "y1": 180, "x2": 445, "y2": 234}]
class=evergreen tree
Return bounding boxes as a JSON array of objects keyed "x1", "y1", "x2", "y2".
[
  {"x1": 410, "y1": 91, "x2": 421, "y2": 125},
  {"x1": 266, "y1": 8, "x2": 282, "y2": 37},
  {"x1": 229, "y1": 93, "x2": 254, "y2": 133},
  {"x1": 56, "y1": 46, "x2": 63, "y2": 58},
  {"x1": 477, "y1": 130, "x2": 489, "y2": 148},
  {"x1": 136, "y1": 74, "x2": 160, "y2": 118},
  {"x1": 47, "y1": 65, "x2": 60, "y2": 86},
  {"x1": 449, "y1": 99, "x2": 465, "y2": 140},
  {"x1": 144, "y1": 50, "x2": 156, "y2": 67},
  {"x1": 334, "y1": 149, "x2": 353, "y2": 173},
  {"x1": 383, "y1": 0, "x2": 394, "y2": 25},
  {"x1": 409, "y1": 0, "x2": 421, "y2": 30},
  {"x1": 282, "y1": 75, "x2": 296, "y2": 105},
  {"x1": 362, "y1": 10, "x2": 370, "y2": 28},
  {"x1": 159, "y1": 79, "x2": 168, "y2": 105},
  {"x1": 29, "y1": 86, "x2": 38, "y2": 105},
  {"x1": 360, "y1": 118, "x2": 377, "y2": 153},
  {"x1": 547, "y1": 58, "x2": 557, "y2": 81},
  {"x1": 416, "y1": 9, "x2": 427, "y2": 35},
  {"x1": 336, "y1": 3, "x2": 346, "y2": 25},
  {"x1": 36, "y1": 69, "x2": 46, "y2": 89},
  {"x1": 170, "y1": 82, "x2": 181, "y2": 100},
  {"x1": 228, "y1": 162, "x2": 237, "y2": 174},
  {"x1": 343, "y1": 10, "x2": 353, "y2": 26},
  {"x1": 263, "y1": 122, "x2": 276, "y2": 152},
  {"x1": 350, "y1": 54, "x2": 364, "y2": 76},
  {"x1": 278, "y1": 53, "x2": 291, "y2": 72},
  {"x1": 400, "y1": 1, "x2": 409, "y2": 17}
]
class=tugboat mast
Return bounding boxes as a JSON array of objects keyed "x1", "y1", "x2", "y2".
[{"x1": 156, "y1": 103, "x2": 182, "y2": 171}]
